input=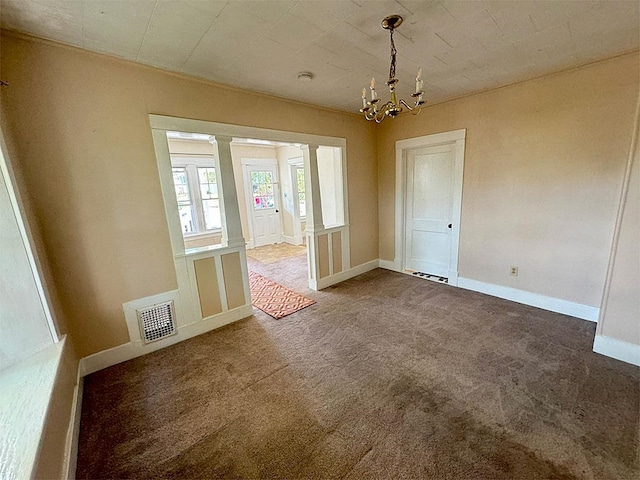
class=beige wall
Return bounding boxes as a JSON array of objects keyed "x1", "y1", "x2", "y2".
[
  {"x1": 598, "y1": 105, "x2": 640, "y2": 345},
  {"x1": 1, "y1": 117, "x2": 80, "y2": 479},
  {"x1": 377, "y1": 53, "x2": 639, "y2": 308},
  {"x1": 0, "y1": 32, "x2": 378, "y2": 357}
]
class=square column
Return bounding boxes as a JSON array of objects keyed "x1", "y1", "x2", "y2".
[
  {"x1": 301, "y1": 144, "x2": 324, "y2": 232},
  {"x1": 211, "y1": 135, "x2": 245, "y2": 247},
  {"x1": 301, "y1": 144, "x2": 325, "y2": 289}
]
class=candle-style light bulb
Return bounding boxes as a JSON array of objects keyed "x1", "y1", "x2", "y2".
[
  {"x1": 361, "y1": 88, "x2": 367, "y2": 108},
  {"x1": 415, "y1": 68, "x2": 423, "y2": 93},
  {"x1": 370, "y1": 77, "x2": 378, "y2": 101}
]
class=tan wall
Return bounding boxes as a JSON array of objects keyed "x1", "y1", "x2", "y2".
[
  {"x1": 0, "y1": 32, "x2": 378, "y2": 357},
  {"x1": 377, "y1": 53, "x2": 639, "y2": 308},
  {"x1": 1, "y1": 116, "x2": 80, "y2": 479},
  {"x1": 0, "y1": 109, "x2": 71, "y2": 350},
  {"x1": 598, "y1": 107, "x2": 640, "y2": 345}
]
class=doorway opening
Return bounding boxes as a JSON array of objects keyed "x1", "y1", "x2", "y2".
[
  {"x1": 151, "y1": 114, "x2": 350, "y2": 330},
  {"x1": 394, "y1": 130, "x2": 466, "y2": 286}
]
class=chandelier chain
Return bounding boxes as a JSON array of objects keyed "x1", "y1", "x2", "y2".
[
  {"x1": 359, "y1": 14, "x2": 425, "y2": 122},
  {"x1": 389, "y1": 28, "x2": 397, "y2": 81}
]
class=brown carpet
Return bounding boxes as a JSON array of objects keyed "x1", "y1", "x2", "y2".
[{"x1": 76, "y1": 256, "x2": 639, "y2": 479}]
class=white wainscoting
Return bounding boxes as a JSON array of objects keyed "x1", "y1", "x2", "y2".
[
  {"x1": 79, "y1": 304, "x2": 252, "y2": 377},
  {"x1": 312, "y1": 259, "x2": 380, "y2": 290}
]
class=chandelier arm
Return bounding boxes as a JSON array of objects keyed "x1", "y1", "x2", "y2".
[
  {"x1": 399, "y1": 99, "x2": 423, "y2": 112},
  {"x1": 364, "y1": 102, "x2": 391, "y2": 122}
]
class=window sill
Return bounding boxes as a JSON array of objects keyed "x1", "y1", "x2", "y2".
[
  {"x1": 183, "y1": 243, "x2": 227, "y2": 256},
  {"x1": 183, "y1": 230, "x2": 222, "y2": 240},
  {"x1": 0, "y1": 337, "x2": 66, "y2": 480}
]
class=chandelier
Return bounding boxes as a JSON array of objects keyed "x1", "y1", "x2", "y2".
[{"x1": 360, "y1": 15, "x2": 425, "y2": 123}]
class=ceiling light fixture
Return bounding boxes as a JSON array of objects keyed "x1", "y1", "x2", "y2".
[
  {"x1": 297, "y1": 72, "x2": 313, "y2": 82},
  {"x1": 360, "y1": 15, "x2": 425, "y2": 123}
]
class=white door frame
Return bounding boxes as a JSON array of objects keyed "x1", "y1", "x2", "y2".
[
  {"x1": 288, "y1": 157, "x2": 305, "y2": 245},
  {"x1": 241, "y1": 158, "x2": 281, "y2": 249},
  {"x1": 394, "y1": 129, "x2": 466, "y2": 286},
  {"x1": 148, "y1": 115, "x2": 348, "y2": 291}
]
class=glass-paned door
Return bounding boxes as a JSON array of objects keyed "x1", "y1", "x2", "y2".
[{"x1": 245, "y1": 164, "x2": 281, "y2": 247}]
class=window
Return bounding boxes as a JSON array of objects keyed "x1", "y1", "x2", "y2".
[
  {"x1": 296, "y1": 166, "x2": 306, "y2": 218},
  {"x1": 171, "y1": 159, "x2": 221, "y2": 237},
  {"x1": 172, "y1": 167, "x2": 195, "y2": 234},
  {"x1": 250, "y1": 170, "x2": 275, "y2": 210},
  {"x1": 198, "y1": 167, "x2": 221, "y2": 230}
]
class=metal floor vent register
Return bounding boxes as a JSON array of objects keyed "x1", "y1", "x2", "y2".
[
  {"x1": 412, "y1": 271, "x2": 448, "y2": 284},
  {"x1": 136, "y1": 301, "x2": 177, "y2": 343}
]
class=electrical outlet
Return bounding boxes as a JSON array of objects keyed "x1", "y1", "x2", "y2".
[{"x1": 510, "y1": 266, "x2": 518, "y2": 276}]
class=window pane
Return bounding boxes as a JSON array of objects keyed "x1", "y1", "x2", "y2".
[
  {"x1": 264, "y1": 195, "x2": 275, "y2": 208},
  {"x1": 296, "y1": 168, "x2": 305, "y2": 193},
  {"x1": 175, "y1": 186, "x2": 191, "y2": 205},
  {"x1": 198, "y1": 167, "x2": 216, "y2": 184},
  {"x1": 197, "y1": 167, "x2": 218, "y2": 201},
  {"x1": 200, "y1": 183, "x2": 218, "y2": 200},
  {"x1": 172, "y1": 168, "x2": 191, "y2": 204},
  {"x1": 299, "y1": 193, "x2": 306, "y2": 217},
  {"x1": 178, "y1": 205, "x2": 195, "y2": 234},
  {"x1": 253, "y1": 195, "x2": 262, "y2": 210},
  {"x1": 202, "y1": 199, "x2": 221, "y2": 230},
  {"x1": 173, "y1": 168, "x2": 188, "y2": 185}
]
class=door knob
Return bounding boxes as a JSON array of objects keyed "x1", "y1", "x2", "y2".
[
  {"x1": 276, "y1": 209, "x2": 279, "y2": 213},
  {"x1": 448, "y1": 224, "x2": 452, "y2": 228}
]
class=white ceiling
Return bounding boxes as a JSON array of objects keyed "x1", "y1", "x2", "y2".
[{"x1": 1, "y1": 0, "x2": 638, "y2": 113}]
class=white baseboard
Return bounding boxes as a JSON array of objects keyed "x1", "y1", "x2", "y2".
[
  {"x1": 457, "y1": 277, "x2": 599, "y2": 322},
  {"x1": 593, "y1": 335, "x2": 640, "y2": 366},
  {"x1": 315, "y1": 259, "x2": 379, "y2": 290},
  {"x1": 378, "y1": 259, "x2": 400, "y2": 271},
  {"x1": 281, "y1": 235, "x2": 297, "y2": 245},
  {"x1": 80, "y1": 304, "x2": 253, "y2": 376}
]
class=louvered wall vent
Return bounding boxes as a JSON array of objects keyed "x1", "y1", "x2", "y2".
[{"x1": 136, "y1": 301, "x2": 177, "y2": 344}]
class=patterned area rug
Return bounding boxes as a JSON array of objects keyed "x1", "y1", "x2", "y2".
[{"x1": 248, "y1": 271, "x2": 315, "y2": 319}]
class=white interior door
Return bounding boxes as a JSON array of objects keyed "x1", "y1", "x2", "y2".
[
  {"x1": 246, "y1": 164, "x2": 281, "y2": 247},
  {"x1": 405, "y1": 145, "x2": 455, "y2": 277}
]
